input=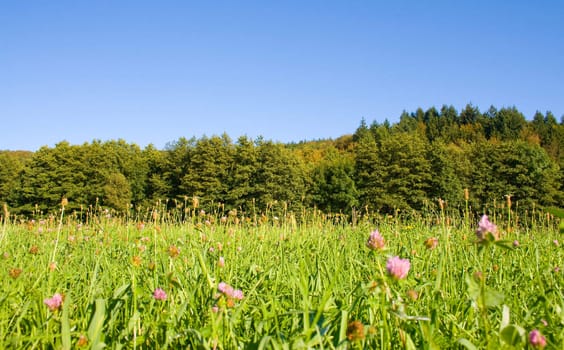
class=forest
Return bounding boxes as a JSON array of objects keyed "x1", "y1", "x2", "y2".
[{"x1": 1, "y1": 104, "x2": 563, "y2": 217}]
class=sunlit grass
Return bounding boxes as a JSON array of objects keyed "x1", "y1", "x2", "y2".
[{"x1": 0, "y1": 204, "x2": 562, "y2": 349}]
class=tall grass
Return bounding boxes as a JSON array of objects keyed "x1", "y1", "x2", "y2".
[{"x1": 0, "y1": 201, "x2": 561, "y2": 349}]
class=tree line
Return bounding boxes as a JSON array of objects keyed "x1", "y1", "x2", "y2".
[{"x1": 1, "y1": 104, "x2": 562, "y2": 217}]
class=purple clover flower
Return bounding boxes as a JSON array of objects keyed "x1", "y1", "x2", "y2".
[{"x1": 386, "y1": 256, "x2": 410, "y2": 280}]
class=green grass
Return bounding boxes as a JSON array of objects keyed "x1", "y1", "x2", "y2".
[{"x1": 0, "y1": 207, "x2": 562, "y2": 349}]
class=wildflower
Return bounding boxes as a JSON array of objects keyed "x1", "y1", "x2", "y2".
[
  {"x1": 366, "y1": 230, "x2": 385, "y2": 251},
  {"x1": 346, "y1": 320, "x2": 365, "y2": 342},
  {"x1": 76, "y1": 334, "x2": 88, "y2": 347},
  {"x1": 9, "y1": 268, "x2": 22, "y2": 279},
  {"x1": 49, "y1": 261, "x2": 57, "y2": 272},
  {"x1": 218, "y1": 282, "x2": 233, "y2": 295},
  {"x1": 218, "y1": 282, "x2": 244, "y2": 300},
  {"x1": 386, "y1": 256, "x2": 410, "y2": 280},
  {"x1": 529, "y1": 329, "x2": 547, "y2": 348},
  {"x1": 553, "y1": 240, "x2": 559, "y2": 246},
  {"x1": 476, "y1": 215, "x2": 498, "y2": 241},
  {"x1": 211, "y1": 305, "x2": 219, "y2": 313},
  {"x1": 231, "y1": 289, "x2": 244, "y2": 300},
  {"x1": 153, "y1": 288, "x2": 167, "y2": 301},
  {"x1": 168, "y1": 245, "x2": 180, "y2": 258},
  {"x1": 44, "y1": 293, "x2": 63, "y2": 311},
  {"x1": 132, "y1": 256, "x2": 142, "y2": 267},
  {"x1": 424, "y1": 237, "x2": 438, "y2": 250},
  {"x1": 513, "y1": 240, "x2": 519, "y2": 247},
  {"x1": 407, "y1": 289, "x2": 419, "y2": 301},
  {"x1": 29, "y1": 246, "x2": 39, "y2": 255},
  {"x1": 218, "y1": 256, "x2": 225, "y2": 267}
]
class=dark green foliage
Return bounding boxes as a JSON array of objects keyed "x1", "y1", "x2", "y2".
[
  {"x1": 467, "y1": 141, "x2": 560, "y2": 208},
  {"x1": 426, "y1": 140, "x2": 464, "y2": 207},
  {"x1": 225, "y1": 136, "x2": 259, "y2": 210},
  {"x1": 311, "y1": 151, "x2": 358, "y2": 213},
  {"x1": 180, "y1": 134, "x2": 234, "y2": 207},
  {"x1": 103, "y1": 172, "x2": 132, "y2": 212},
  {"x1": 253, "y1": 140, "x2": 307, "y2": 210},
  {"x1": 355, "y1": 130, "x2": 431, "y2": 213},
  {"x1": 0, "y1": 151, "x2": 31, "y2": 206},
  {"x1": 2, "y1": 104, "x2": 563, "y2": 215}
]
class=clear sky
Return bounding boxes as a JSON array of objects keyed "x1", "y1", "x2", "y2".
[{"x1": 2, "y1": 0, "x2": 563, "y2": 151}]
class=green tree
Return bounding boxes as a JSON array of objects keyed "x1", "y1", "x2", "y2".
[
  {"x1": 180, "y1": 134, "x2": 234, "y2": 208},
  {"x1": 311, "y1": 151, "x2": 358, "y2": 213},
  {"x1": 225, "y1": 136, "x2": 259, "y2": 210},
  {"x1": 426, "y1": 140, "x2": 464, "y2": 208},
  {"x1": 355, "y1": 131, "x2": 431, "y2": 213},
  {"x1": 143, "y1": 144, "x2": 171, "y2": 204},
  {"x1": 468, "y1": 141, "x2": 560, "y2": 208},
  {"x1": 491, "y1": 107, "x2": 526, "y2": 141},
  {"x1": 253, "y1": 140, "x2": 307, "y2": 210},
  {"x1": 103, "y1": 172, "x2": 132, "y2": 212},
  {"x1": 353, "y1": 130, "x2": 380, "y2": 210},
  {"x1": 0, "y1": 151, "x2": 31, "y2": 208},
  {"x1": 19, "y1": 142, "x2": 89, "y2": 213}
]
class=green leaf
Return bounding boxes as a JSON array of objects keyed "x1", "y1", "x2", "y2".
[
  {"x1": 494, "y1": 240, "x2": 515, "y2": 250},
  {"x1": 500, "y1": 324, "x2": 525, "y2": 346},
  {"x1": 465, "y1": 275, "x2": 505, "y2": 308},
  {"x1": 112, "y1": 283, "x2": 131, "y2": 300},
  {"x1": 546, "y1": 207, "x2": 564, "y2": 219},
  {"x1": 88, "y1": 298, "x2": 107, "y2": 350},
  {"x1": 483, "y1": 289, "x2": 505, "y2": 308},
  {"x1": 338, "y1": 310, "x2": 348, "y2": 345},
  {"x1": 61, "y1": 294, "x2": 71, "y2": 350},
  {"x1": 500, "y1": 305, "x2": 510, "y2": 331},
  {"x1": 457, "y1": 338, "x2": 478, "y2": 350}
]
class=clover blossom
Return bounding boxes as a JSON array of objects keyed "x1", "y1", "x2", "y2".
[
  {"x1": 529, "y1": 329, "x2": 547, "y2": 348},
  {"x1": 218, "y1": 282, "x2": 244, "y2": 301},
  {"x1": 153, "y1": 288, "x2": 167, "y2": 301},
  {"x1": 476, "y1": 215, "x2": 498, "y2": 241},
  {"x1": 44, "y1": 293, "x2": 63, "y2": 311},
  {"x1": 386, "y1": 256, "x2": 410, "y2": 280},
  {"x1": 366, "y1": 230, "x2": 385, "y2": 251}
]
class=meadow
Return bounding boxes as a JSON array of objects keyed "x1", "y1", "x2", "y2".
[{"x1": 0, "y1": 202, "x2": 562, "y2": 349}]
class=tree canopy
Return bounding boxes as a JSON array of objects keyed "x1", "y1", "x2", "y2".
[{"x1": 1, "y1": 104, "x2": 562, "y2": 217}]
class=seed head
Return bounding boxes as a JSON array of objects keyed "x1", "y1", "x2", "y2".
[{"x1": 346, "y1": 320, "x2": 365, "y2": 342}]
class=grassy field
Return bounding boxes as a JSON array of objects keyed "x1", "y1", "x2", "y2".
[{"x1": 0, "y1": 204, "x2": 562, "y2": 349}]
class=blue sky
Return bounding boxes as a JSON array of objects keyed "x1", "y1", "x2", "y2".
[{"x1": 2, "y1": 1, "x2": 563, "y2": 151}]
